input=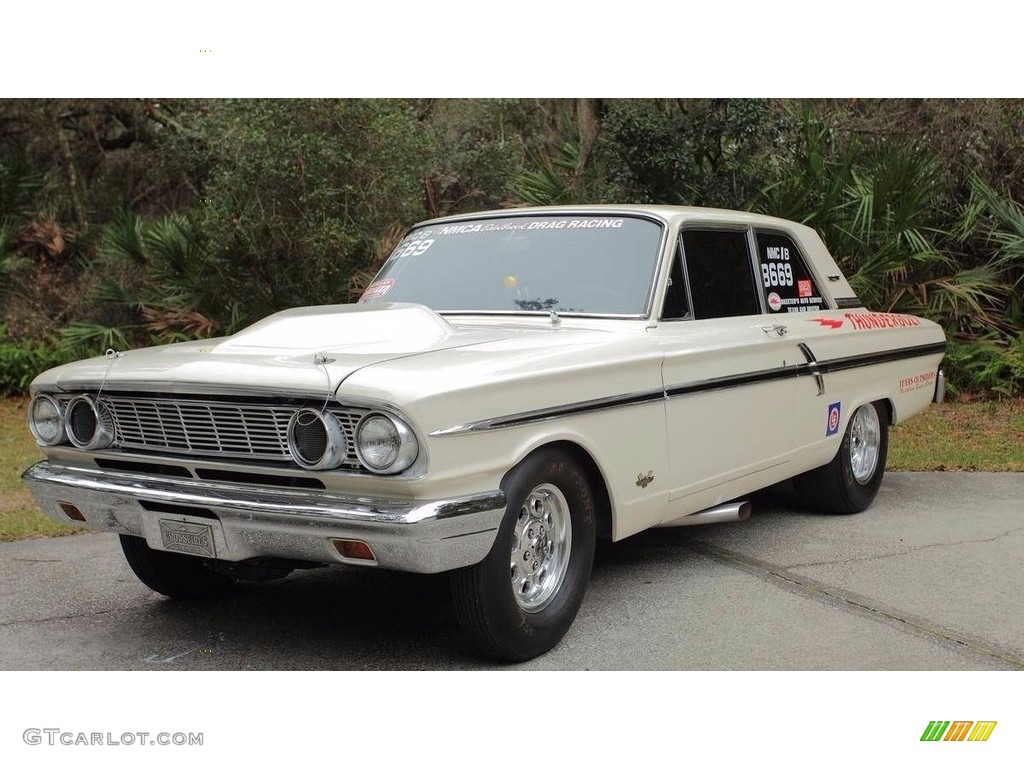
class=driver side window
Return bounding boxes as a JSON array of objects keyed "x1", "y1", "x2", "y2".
[{"x1": 680, "y1": 229, "x2": 760, "y2": 319}]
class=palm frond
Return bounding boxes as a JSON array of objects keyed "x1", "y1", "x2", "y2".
[
  {"x1": 99, "y1": 211, "x2": 149, "y2": 265},
  {"x1": 897, "y1": 266, "x2": 1008, "y2": 331},
  {"x1": 59, "y1": 323, "x2": 133, "y2": 353},
  {"x1": 968, "y1": 175, "x2": 1024, "y2": 279},
  {"x1": 511, "y1": 141, "x2": 582, "y2": 206}
]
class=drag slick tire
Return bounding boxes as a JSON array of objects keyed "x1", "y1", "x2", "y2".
[
  {"x1": 795, "y1": 400, "x2": 889, "y2": 514},
  {"x1": 451, "y1": 447, "x2": 596, "y2": 662}
]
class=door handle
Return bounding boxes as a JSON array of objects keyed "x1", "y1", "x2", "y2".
[{"x1": 760, "y1": 324, "x2": 788, "y2": 337}]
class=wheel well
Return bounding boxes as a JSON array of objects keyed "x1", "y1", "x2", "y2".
[
  {"x1": 516, "y1": 440, "x2": 613, "y2": 542},
  {"x1": 877, "y1": 397, "x2": 894, "y2": 425}
]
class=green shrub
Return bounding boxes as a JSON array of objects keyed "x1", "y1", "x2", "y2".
[
  {"x1": 943, "y1": 334, "x2": 1024, "y2": 398},
  {"x1": 0, "y1": 327, "x2": 74, "y2": 395}
]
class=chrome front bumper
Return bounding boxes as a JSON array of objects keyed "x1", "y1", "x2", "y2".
[{"x1": 22, "y1": 462, "x2": 506, "y2": 574}]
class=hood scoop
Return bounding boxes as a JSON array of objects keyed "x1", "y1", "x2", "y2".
[{"x1": 219, "y1": 302, "x2": 454, "y2": 355}]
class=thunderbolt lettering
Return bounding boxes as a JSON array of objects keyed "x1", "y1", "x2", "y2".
[{"x1": 845, "y1": 312, "x2": 922, "y2": 330}]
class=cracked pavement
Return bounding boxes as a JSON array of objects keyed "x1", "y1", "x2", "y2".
[{"x1": 0, "y1": 472, "x2": 1021, "y2": 669}]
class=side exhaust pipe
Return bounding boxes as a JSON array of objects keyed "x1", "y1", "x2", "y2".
[
  {"x1": 656, "y1": 500, "x2": 752, "y2": 528},
  {"x1": 933, "y1": 368, "x2": 947, "y2": 404}
]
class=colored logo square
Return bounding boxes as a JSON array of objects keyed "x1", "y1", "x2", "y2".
[
  {"x1": 826, "y1": 402, "x2": 841, "y2": 436},
  {"x1": 798, "y1": 279, "x2": 813, "y2": 298}
]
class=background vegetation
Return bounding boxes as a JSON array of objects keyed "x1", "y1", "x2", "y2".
[{"x1": 2, "y1": 99, "x2": 1023, "y2": 396}]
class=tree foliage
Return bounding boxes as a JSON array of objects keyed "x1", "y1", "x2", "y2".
[{"x1": 1, "y1": 98, "x2": 1023, "y2": 395}]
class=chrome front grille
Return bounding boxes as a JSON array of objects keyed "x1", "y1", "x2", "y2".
[{"x1": 100, "y1": 395, "x2": 367, "y2": 468}]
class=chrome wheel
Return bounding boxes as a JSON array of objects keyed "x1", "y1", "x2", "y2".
[
  {"x1": 510, "y1": 483, "x2": 572, "y2": 613},
  {"x1": 849, "y1": 404, "x2": 881, "y2": 485},
  {"x1": 451, "y1": 447, "x2": 596, "y2": 660}
]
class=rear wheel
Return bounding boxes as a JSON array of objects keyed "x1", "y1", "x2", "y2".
[
  {"x1": 795, "y1": 400, "x2": 889, "y2": 514},
  {"x1": 119, "y1": 534, "x2": 235, "y2": 599},
  {"x1": 451, "y1": 447, "x2": 596, "y2": 662}
]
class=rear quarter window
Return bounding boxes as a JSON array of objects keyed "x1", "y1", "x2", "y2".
[{"x1": 755, "y1": 231, "x2": 827, "y2": 314}]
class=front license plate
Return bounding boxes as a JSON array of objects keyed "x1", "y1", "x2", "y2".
[{"x1": 158, "y1": 519, "x2": 216, "y2": 558}]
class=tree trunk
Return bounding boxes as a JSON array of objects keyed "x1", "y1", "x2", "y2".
[
  {"x1": 573, "y1": 99, "x2": 600, "y2": 193},
  {"x1": 57, "y1": 128, "x2": 87, "y2": 230}
]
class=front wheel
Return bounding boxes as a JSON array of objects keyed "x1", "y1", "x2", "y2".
[
  {"x1": 795, "y1": 400, "x2": 889, "y2": 514},
  {"x1": 119, "y1": 535, "x2": 235, "y2": 599},
  {"x1": 451, "y1": 447, "x2": 596, "y2": 662}
]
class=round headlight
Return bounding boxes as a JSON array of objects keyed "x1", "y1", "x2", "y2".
[
  {"x1": 355, "y1": 413, "x2": 418, "y2": 474},
  {"x1": 287, "y1": 408, "x2": 347, "y2": 470},
  {"x1": 65, "y1": 395, "x2": 114, "y2": 450},
  {"x1": 28, "y1": 394, "x2": 66, "y2": 446}
]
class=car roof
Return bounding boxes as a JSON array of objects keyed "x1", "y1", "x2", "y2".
[{"x1": 414, "y1": 204, "x2": 812, "y2": 233}]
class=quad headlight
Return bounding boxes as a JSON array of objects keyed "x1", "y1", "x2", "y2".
[
  {"x1": 65, "y1": 395, "x2": 114, "y2": 450},
  {"x1": 28, "y1": 394, "x2": 67, "y2": 446},
  {"x1": 287, "y1": 408, "x2": 348, "y2": 470},
  {"x1": 355, "y1": 412, "x2": 418, "y2": 474}
]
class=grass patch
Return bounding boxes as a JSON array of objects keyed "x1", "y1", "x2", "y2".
[
  {"x1": 0, "y1": 396, "x2": 1021, "y2": 542},
  {"x1": 889, "y1": 399, "x2": 1024, "y2": 471},
  {"x1": 0, "y1": 397, "x2": 81, "y2": 541}
]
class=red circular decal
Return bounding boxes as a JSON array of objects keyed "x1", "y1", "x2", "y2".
[
  {"x1": 767, "y1": 292, "x2": 782, "y2": 311},
  {"x1": 828, "y1": 406, "x2": 840, "y2": 431}
]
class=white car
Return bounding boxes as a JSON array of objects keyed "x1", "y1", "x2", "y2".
[{"x1": 23, "y1": 205, "x2": 947, "y2": 661}]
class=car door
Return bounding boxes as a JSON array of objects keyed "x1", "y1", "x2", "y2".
[
  {"x1": 648, "y1": 226, "x2": 810, "y2": 514},
  {"x1": 748, "y1": 226, "x2": 847, "y2": 456}
]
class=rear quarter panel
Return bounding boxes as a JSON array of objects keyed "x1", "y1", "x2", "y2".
[{"x1": 788, "y1": 310, "x2": 945, "y2": 471}]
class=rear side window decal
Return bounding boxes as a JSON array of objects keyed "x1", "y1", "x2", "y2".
[{"x1": 756, "y1": 232, "x2": 825, "y2": 313}]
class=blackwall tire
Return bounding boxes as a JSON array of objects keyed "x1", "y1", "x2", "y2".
[
  {"x1": 795, "y1": 400, "x2": 889, "y2": 514},
  {"x1": 119, "y1": 534, "x2": 235, "y2": 599},
  {"x1": 450, "y1": 447, "x2": 596, "y2": 662}
]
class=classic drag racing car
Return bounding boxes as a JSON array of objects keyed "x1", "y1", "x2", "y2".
[{"x1": 22, "y1": 205, "x2": 946, "y2": 661}]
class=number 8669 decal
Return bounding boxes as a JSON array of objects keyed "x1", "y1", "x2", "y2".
[{"x1": 762, "y1": 261, "x2": 794, "y2": 287}]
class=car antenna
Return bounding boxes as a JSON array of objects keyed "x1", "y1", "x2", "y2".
[
  {"x1": 96, "y1": 348, "x2": 125, "y2": 402},
  {"x1": 313, "y1": 352, "x2": 336, "y2": 412}
]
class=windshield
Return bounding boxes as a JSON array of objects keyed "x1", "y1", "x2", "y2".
[{"x1": 359, "y1": 214, "x2": 664, "y2": 315}]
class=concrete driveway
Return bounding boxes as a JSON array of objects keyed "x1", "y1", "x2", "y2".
[{"x1": 1, "y1": 472, "x2": 1022, "y2": 670}]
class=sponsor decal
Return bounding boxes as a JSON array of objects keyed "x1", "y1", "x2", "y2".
[
  {"x1": 767, "y1": 294, "x2": 825, "y2": 313},
  {"x1": 547, "y1": 218, "x2": 623, "y2": 229},
  {"x1": 810, "y1": 318, "x2": 844, "y2": 329},
  {"x1": 781, "y1": 297, "x2": 824, "y2": 312},
  {"x1": 439, "y1": 223, "x2": 500, "y2": 235},
  {"x1": 920, "y1": 721, "x2": 997, "y2": 742},
  {"x1": 899, "y1": 370, "x2": 937, "y2": 393},
  {"x1": 844, "y1": 311, "x2": 922, "y2": 330},
  {"x1": 798, "y1": 279, "x2": 813, "y2": 297},
  {"x1": 359, "y1": 278, "x2": 395, "y2": 302},
  {"x1": 826, "y1": 402, "x2": 841, "y2": 436},
  {"x1": 437, "y1": 218, "x2": 624, "y2": 236}
]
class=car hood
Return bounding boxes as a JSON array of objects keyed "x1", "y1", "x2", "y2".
[{"x1": 34, "y1": 303, "x2": 611, "y2": 396}]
